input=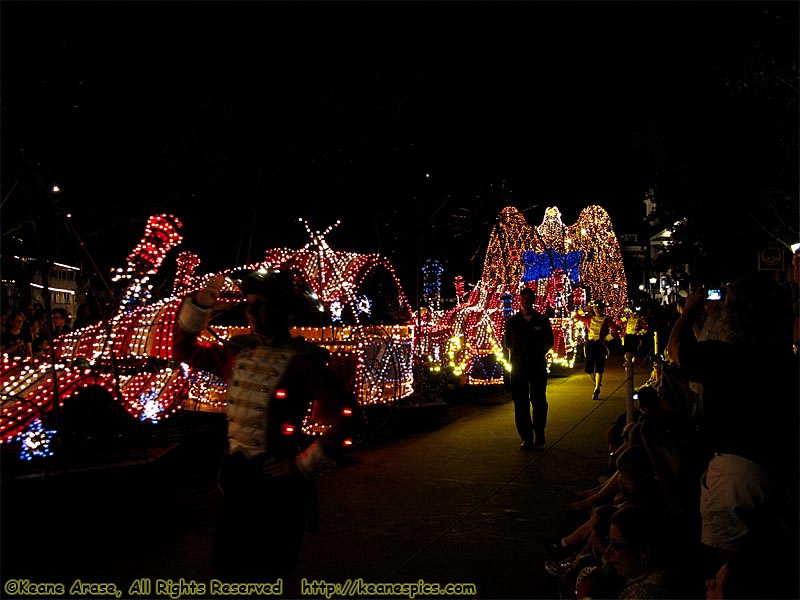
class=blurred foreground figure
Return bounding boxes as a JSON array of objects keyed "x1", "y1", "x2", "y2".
[{"x1": 173, "y1": 269, "x2": 356, "y2": 582}]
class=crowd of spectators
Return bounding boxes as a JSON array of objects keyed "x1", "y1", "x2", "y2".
[
  {"x1": 545, "y1": 269, "x2": 799, "y2": 599},
  {"x1": 0, "y1": 301, "x2": 100, "y2": 360}
]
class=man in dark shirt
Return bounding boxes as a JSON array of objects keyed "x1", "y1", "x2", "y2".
[
  {"x1": 50, "y1": 308, "x2": 73, "y2": 338},
  {"x1": 504, "y1": 287, "x2": 555, "y2": 450}
]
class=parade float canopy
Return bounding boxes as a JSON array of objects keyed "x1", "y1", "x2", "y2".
[{"x1": 1, "y1": 216, "x2": 415, "y2": 457}]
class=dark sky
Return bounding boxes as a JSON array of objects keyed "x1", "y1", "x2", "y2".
[{"x1": 2, "y1": 1, "x2": 797, "y2": 293}]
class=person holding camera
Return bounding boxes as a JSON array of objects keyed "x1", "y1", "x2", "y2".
[{"x1": 667, "y1": 272, "x2": 799, "y2": 596}]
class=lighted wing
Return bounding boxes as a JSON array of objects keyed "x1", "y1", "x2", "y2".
[{"x1": 566, "y1": 205, "x2": 628, "y2": 318}]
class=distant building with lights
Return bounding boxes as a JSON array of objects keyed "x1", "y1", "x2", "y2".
[{"x1": 1, "y1": 257, "x2": 83, "y2": 318}]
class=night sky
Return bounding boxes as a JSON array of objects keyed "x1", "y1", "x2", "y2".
[{"x1": 2, "y1": 1, "x2": 797, "y2": 296}]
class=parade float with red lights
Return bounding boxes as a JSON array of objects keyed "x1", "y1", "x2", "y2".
[
  {"x1": 1, "y1": 215, "x2": 416, "y2": 460},
  {"x1": 417, "y1": 205, "x2": 628, "y2": 386}
]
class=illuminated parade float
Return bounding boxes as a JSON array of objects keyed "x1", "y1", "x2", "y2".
[
  {"x1": 1, "y1": 215, "x2": 416, "y2": 459},
  {"x1": 416, "y1": 205, "x2": 628, "y2": 386},
  {"x1": 1, "y1": 204, "x2": 627, "y2": 460}
]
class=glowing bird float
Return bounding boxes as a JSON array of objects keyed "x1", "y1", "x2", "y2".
[{"x1": 418, "y1": 205, "x2": 628, "y2": 385}]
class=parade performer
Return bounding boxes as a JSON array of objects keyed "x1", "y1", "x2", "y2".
[
  {"x1": 618, "y1": 307, "x2": 648, "y2": 361},
  {"x1": 574, "y1": 301, "x2": 620, "y2": 400},
  {"x1": 173, "y1": 269, "x2": 356, "y2": 581}
]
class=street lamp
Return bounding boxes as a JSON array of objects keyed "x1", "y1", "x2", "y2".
[{"x1": 648, "y1": 277, "x2": 658, "y2": 300}]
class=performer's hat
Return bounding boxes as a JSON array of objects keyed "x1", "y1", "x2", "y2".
[{"x1": 230, "y1": 267, "x2": 324, "y2": 322}]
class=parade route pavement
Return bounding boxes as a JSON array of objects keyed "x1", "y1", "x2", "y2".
[{"x1": 1, "y1": 355, "x2": 654, "y2": 600}]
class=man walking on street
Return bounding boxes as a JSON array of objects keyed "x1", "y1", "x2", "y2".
[{"x1": 504, "y1": 287, "x2": 554, "y2": 450}]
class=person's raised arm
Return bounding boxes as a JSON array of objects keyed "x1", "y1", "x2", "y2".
[
  {"x1": 666, "y1": 288, "x2": 706, "y2": 367},
  {"x1": 173, "y1": 274, "x2": 230, "y2": 378},
  {"x1": 176, "y1": 274, "x2": 226, "y2": 334}
]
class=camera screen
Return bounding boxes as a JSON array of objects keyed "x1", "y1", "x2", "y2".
[{"x1": 707, "y1": 289, "x2": 722, "y2": 301}]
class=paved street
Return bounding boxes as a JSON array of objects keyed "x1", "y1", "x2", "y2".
[{"x1": 2, "y1": 356, "x2": 653, "y2": 599}]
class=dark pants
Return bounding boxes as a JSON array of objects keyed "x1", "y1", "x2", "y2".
[
  {"x1": 622, "y1": 334, "x2": 641, "y2": 356},
  {"x1": 213, "y1": 452, "x2": 312, "y2": 582},
  {"x1": 584, "y1": 340, "x2": 608, "y2": 375},
  {"x1": 510, "y1": 365, "x2": 548, "y2": 443}
]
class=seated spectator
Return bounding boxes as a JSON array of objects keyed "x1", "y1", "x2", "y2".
[
  {"x1": 567, "y1": 387, "x2": 665, "y2": 512},
  {"x1": 50, "y1": 307, "x2": 73, "y2": 338},
  {"x1": 31, "y1": 307, "x2": 49, "y2": 330},
  {"x1": 22, "y1": 303, "x2": 37, "y2": 330},
  {"x1": 1, "y1": 310, "x2": 32, "y2": 359},
  {"x1": 604, "y1": 404, "x2": 642, "y2": 472},
  {"x1": 71, "y1": 302, "x2": 96, "y2": 330},
  {"x1": 547, "y1": 446, "x2": 667, "y2": 552},
  {"x1": 546, "y1": 505, "x2": 614, "y2": 578},
  {"x1": 606, "y1": 504, "x2": 699, "y2": 599},
  {"x1": 545, "y1": 505, "x2": 624, "y2": 599},
  {"x1": 574, "y1": 558, "x2": 626, "y2": 600},
  {"x1": 28, "y1": 317, "x2": 50, "y2": 359},
  {"x1": 0, "y1": 306, "x2": 14, "y2": 327}
]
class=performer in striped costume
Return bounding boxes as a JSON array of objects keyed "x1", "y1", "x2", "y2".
[{"x1": 173, "y1": 269, "x2": 356, "y2": 582}]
